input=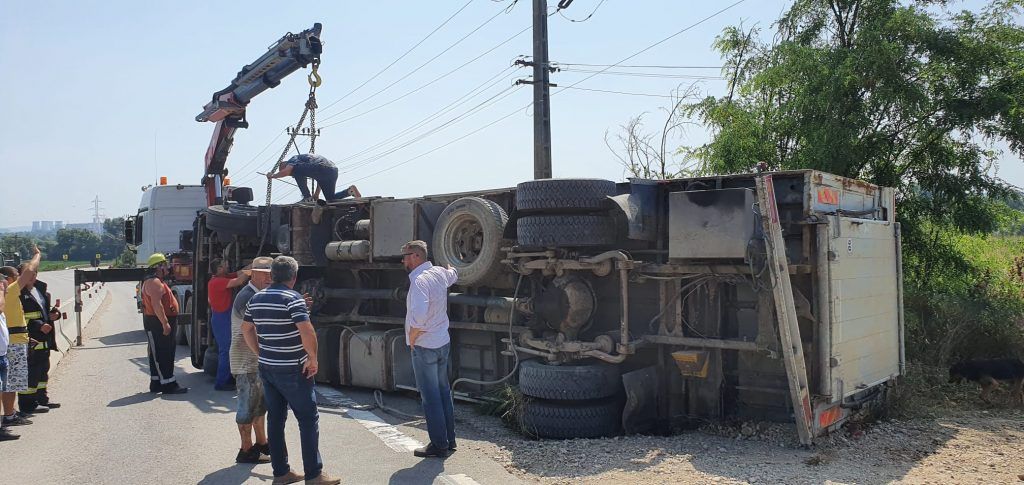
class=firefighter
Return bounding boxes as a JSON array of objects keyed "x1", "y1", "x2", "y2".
[
  {"x1": 141, "y1": 253, "x2": 188, "y2": 394},
  {"x1": 17, "y1": 268, "x2": 61, "y2": 412}
]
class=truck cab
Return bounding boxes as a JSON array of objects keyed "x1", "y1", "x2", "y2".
[{"x1": 126, "y1": 183, "x2": 207, "y2": 265}]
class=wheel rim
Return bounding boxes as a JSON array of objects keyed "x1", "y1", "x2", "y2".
[{"x1": 445, "y1": 214, "x2": 484, "y2": 267}]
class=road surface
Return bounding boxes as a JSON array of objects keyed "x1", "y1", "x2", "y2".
[{"x1": 2, "y1": 282, "x2": 522, "y2": 485}]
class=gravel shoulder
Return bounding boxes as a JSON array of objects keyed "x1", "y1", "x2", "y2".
[{"x1": 437, "y1": 367, "x2": 1024, "y2": 485}]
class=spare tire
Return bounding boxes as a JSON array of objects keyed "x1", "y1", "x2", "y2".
[
  {"x1": 205, "y1": 204, "x2": 259, "y2": 238},
  {"x1": 515, "y1": 179, "x2": 616, "y2": 214},
  {"x1": 432, "y1": 197, "x2": 508, "y2": 286},
  {"x1": 519, "y1": 359, "x2": 622, "y2": 401},
  {"x1": 517, "y1": 214, "x2": 616, "y2": 247},
  {"x1": 520, "y1": 397, "x2": 622, "y2": 439}
]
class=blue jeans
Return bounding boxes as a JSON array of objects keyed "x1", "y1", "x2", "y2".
[
  {"x1": 260, "y1": 363, "x2": 323, "y2": 480},
  {"x1": 210, "y1": 310, "x2": 232, "y2": 387},
  {"x1": 411, "y1": 344, "x2": 456, "y2": 449},
  {"x1": 291, "y1": 163, "x2": 351, "y2": 201}
]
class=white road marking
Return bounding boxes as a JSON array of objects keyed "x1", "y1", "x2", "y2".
[
  {"x1": 316, "y1": 386, "x2": 422, "y2": 452},
  {"x1": 316, "y1": 387, "x2": 483, "y2": 485}
]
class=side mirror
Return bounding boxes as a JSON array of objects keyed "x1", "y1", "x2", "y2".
[{"x1": 124, "y1": 217, "x2": 136, "y2": 246}]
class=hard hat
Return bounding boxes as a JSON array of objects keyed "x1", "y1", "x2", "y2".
[{"x1": 147, "y1": 253, "x2": 168, "y2": 268}]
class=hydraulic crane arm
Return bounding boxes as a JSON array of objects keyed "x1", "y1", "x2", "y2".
[{"x1": 197, "y1": 23, "x2": 322, "y2": 206}]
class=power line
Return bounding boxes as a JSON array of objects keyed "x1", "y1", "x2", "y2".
[
  {"x1": 559, "y1": 86, "x2": 676, "y2": 98},
  {"x1": 553, "y1": 0, "x2": 749, "y2": 94},
  {"x1": 557, "y1": 0, "x2": 606, "y2": 22},
  {"x1": 316, "y1": 0, "x2": 476, "y2": 113},
  {"x1": 553, "y1": 62, "x2": 723, "y2": 69},
  {"x1": 316, "y1": 4, "x2": 515, "y2": 122},
  {"x1": 333, "y1": 65, "x2": 519, "y2": 168},
  {"x1": 317, "y1": 24, "x2": 531, "y2": 129},
  {"x1": 557, "y1": 67, "x2": 725, "y2": 80},
  {"x1": 340, "y1": 84, "x2": 523, "y2": 173},
  {"x1": 229, "y1": 128, "x2": 286, "y2": 180}
]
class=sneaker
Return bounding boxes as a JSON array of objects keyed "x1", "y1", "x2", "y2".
[
  {"x1": 42, "y1": 402, "x2": 61, "y2": 409},
  {"x1": 271, "y1": 470, "x2": 304, "y2": 485},
  {"x1": 255, "y1": 442, "x2": 271, "y2": 456},
  {"x1": 305, "y1": 472, "x2": 341, "y2": 485},
  {"x1": 413, "y1": 444, "x2": 449, "y2": 458},
  {"x1": 449, "y1": 440, "x2": 457, "y2": 452},
  {"x1": 2, "y1": 415, "x2": 32, "y2": 426},
  {"x1": 0, "y1": 428, "x2": 19, "y2": 441},
  {"x1": 235, "y1": 447, "x2": 269, "y2": 464}
]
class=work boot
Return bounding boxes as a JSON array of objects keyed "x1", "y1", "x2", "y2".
[
  {"x1": 21, "y1": 407, "x2": 48, "y2": 414},
  {"x1": 0, "y1": 428, "x2": 19, "y2": 441},
  {"x1": 271, "y1": 470, "x2": 304, "y2": 485},
  {"x1": 42, "y1": 402, "x2": 61, "y2": 409},
  {"x1": 413, "y1": 444, "x2": 449, "y2": 458},
  {"x1": 149, "y1": 382, "x2": 161, "y2": 393},
  {"x1": 161, "y1": 383, "x2": 189, "y2": 395},
  {"x1": 305, "y1": 473, "x2": 341, "y2": 485}
]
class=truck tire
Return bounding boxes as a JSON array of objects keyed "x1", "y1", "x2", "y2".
[
  {"x1": 186, "y1": 298, "x2": 205, "y2": 370},
  {"x1": 518, "y1": 359, "x2": 622, "y2": 401},
  {"x1": 205, "y1": 204, "x2": 259, "y2": 238},
  {"x1": 432, "y1": 197, "x2": 508, "y2": 286},
  {"x1": 515, "y1": 179, "x2": 616, "y2": 214},
  {"x1": 520, "y1": 397, "x2": 622, "y2": 439},
  {"x1": 517, "y1": 214, "x2": 616, "y2": 247}
]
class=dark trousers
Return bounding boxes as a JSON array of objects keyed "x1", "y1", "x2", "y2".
[
  {"x1": 18, "y1": 347, "x2": 50, "y2": 411},
  {"x1": 411, "y1": 343, "x2": 456, "y2": 450},
  {"x1": 143, "y1": 315, "x2": 178, "y2": 388},
  {"x1": 210, "y1": 310, "x2": 232, "y2": 387},
  {"x1": 292, "y1": 164, "x2": 351, "y2": 201},
  {"x1": 260, "y1": 363, "x2": 323, "y2": 480}
]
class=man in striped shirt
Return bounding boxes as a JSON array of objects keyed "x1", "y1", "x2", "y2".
[{"x1": 241, "y1": 256, "x2": 340, "y2": 485}]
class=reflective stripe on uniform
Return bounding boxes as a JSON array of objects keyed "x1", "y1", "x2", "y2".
[{"x1": 23, "y1": 311, "x2": 42, "y2": 321}]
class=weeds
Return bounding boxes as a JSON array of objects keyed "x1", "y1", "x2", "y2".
[{"x1": 477, "y1": 384, "x2": 529, "y2": 434}]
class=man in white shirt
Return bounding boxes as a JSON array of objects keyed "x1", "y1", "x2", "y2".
[{"x1": 401, "y1": 240, "x2": 458, "y2": 458}]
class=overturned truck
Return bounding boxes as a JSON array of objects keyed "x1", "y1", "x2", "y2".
[{"x1": 192, "y1": 169, "x2": 902, "y2": 444}]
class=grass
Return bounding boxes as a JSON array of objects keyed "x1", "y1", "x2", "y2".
[
  {"x1": 477, "y1": 384, "x2": 529, "y2": 434},
  {"x1": 38, "y1": 260, "x2": 112, "y2": 272}
]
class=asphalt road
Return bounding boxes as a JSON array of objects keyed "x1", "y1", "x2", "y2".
[{"x1": 2, "y1": 282, "x2": 522, "y2": 485}]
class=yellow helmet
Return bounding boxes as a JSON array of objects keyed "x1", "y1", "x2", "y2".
[{"x1": 147, "y1": 253, "x2": 168, "y2": 268}]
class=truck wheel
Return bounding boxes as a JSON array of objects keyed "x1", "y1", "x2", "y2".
[
  {"x1": 518, "y1": 359, "x2": 622, "y2": 400},
  {"x1": 520, "y1": 397, "x2": 622, "y2": 439},
  {"x1": 432, "y1": 197, "x2": 508, "y2": 286},
  {"x1": 205, "y1": 204, "x2": 259, "y2": 238},
  {"x1": 517, "y1": 214, "x2": 616, "y2": 247},
  {"x1": 187, "y1": 298, "x2": 205, "y2": 370},
  {"x1": 515, "y1": 179, "x2": 616, "y2": 214}
]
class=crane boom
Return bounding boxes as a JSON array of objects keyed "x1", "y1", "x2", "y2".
[{"x1": 196, "y1": 23, "x2": 322, "y2": 206}]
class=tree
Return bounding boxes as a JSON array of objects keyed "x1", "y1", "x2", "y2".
[
  {"x1": 682, "y1": 0, "x2": 1024, "y2": 362},
  {"x1": 53, "y1": 228, "x2": 101, "y2": 261},
  {"x1": 606, "y1": 85, "x2": 703, "y2": 179}
]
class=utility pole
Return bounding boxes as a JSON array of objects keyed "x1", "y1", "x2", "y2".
[{"x1": 532, "y1": 0, "x2": 553, "y2": 179}]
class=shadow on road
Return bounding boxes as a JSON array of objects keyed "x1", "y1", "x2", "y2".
[
  {"x1": 96, "y1": 329, "x2": 147, "y2": 346},
  {"x1": 197, "y1": 463, "x2": 273, "y2": 485},
  {"x1": 388, "y1": 458, "x2": 446, "y2": 485},
  {"x1": 108, "y1": 391, "x2": 159, "y2": 408}
]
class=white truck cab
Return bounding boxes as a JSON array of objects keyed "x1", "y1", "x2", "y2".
[{"x1": 128, "y1": 184, "x2": 206, "y2": 265}]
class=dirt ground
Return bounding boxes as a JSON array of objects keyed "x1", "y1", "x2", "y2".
[{"x1": 450, "y1": 365, "x2": 1024, "y2": 484}]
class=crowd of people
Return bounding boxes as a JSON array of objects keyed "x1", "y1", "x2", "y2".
[
  {"x1": 139, "y1": 239, "x2": 457, "y2": 485},
  {"x1": 0, "y1": 245, "x2": 62, "y2": 441}
]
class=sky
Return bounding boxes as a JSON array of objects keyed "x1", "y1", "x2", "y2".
[{"x1": 0, "y1": 0, "x2": 1019, "y2": 228}]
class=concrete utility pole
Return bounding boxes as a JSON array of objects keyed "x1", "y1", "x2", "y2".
[{"x1": 532, "y1": 0, "x2": 553, "y2": 180}]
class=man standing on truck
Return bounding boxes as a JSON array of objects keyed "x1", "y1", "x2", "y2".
[
  {"x1": 208, "y1": 258, "x2": 250, "y2": 391},
  {"x1": 141, "y1": 253, "x2": 187, "y2": 395},
  {"x1": 241, "y1": 256, "x2": 340, "y2": 485},
  {"x1": 0, "y1": 245, "x2": 40, "y2": 427},
  {"x1": 265, "y1": 153, "x2": 361, "y2": 203},
  {"x1": 401, "y1": 240, "x2": 459, "y2": 458},
  {"x1": 229, "y1": 256, "x2": 272, "y2": 464}
]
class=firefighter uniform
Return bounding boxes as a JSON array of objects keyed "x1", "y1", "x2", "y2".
[{"x1": 18, "y1": 280, "x2": 58, "y2": 412}]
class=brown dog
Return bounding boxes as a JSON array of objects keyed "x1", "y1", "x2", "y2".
[{"x1": 949, "y1": 358, "x2": 1024, "y2": 405}]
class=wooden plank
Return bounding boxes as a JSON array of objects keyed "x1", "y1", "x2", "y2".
[{"x1": 756, "y1": 175, "x2": 815, "y2": 446}]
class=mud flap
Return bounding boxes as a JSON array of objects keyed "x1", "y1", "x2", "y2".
[{"x1": 621, "y1": 366, "x2": 658, "y2": 434}]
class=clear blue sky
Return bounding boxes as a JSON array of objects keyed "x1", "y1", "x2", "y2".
[{"x1": 0, "y1": 0, "x2": 1017, "y2": 228}]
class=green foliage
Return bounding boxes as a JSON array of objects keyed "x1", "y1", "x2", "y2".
[{"x1": 684, "y1": 0, "x2": 1024, "y2": 363}]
